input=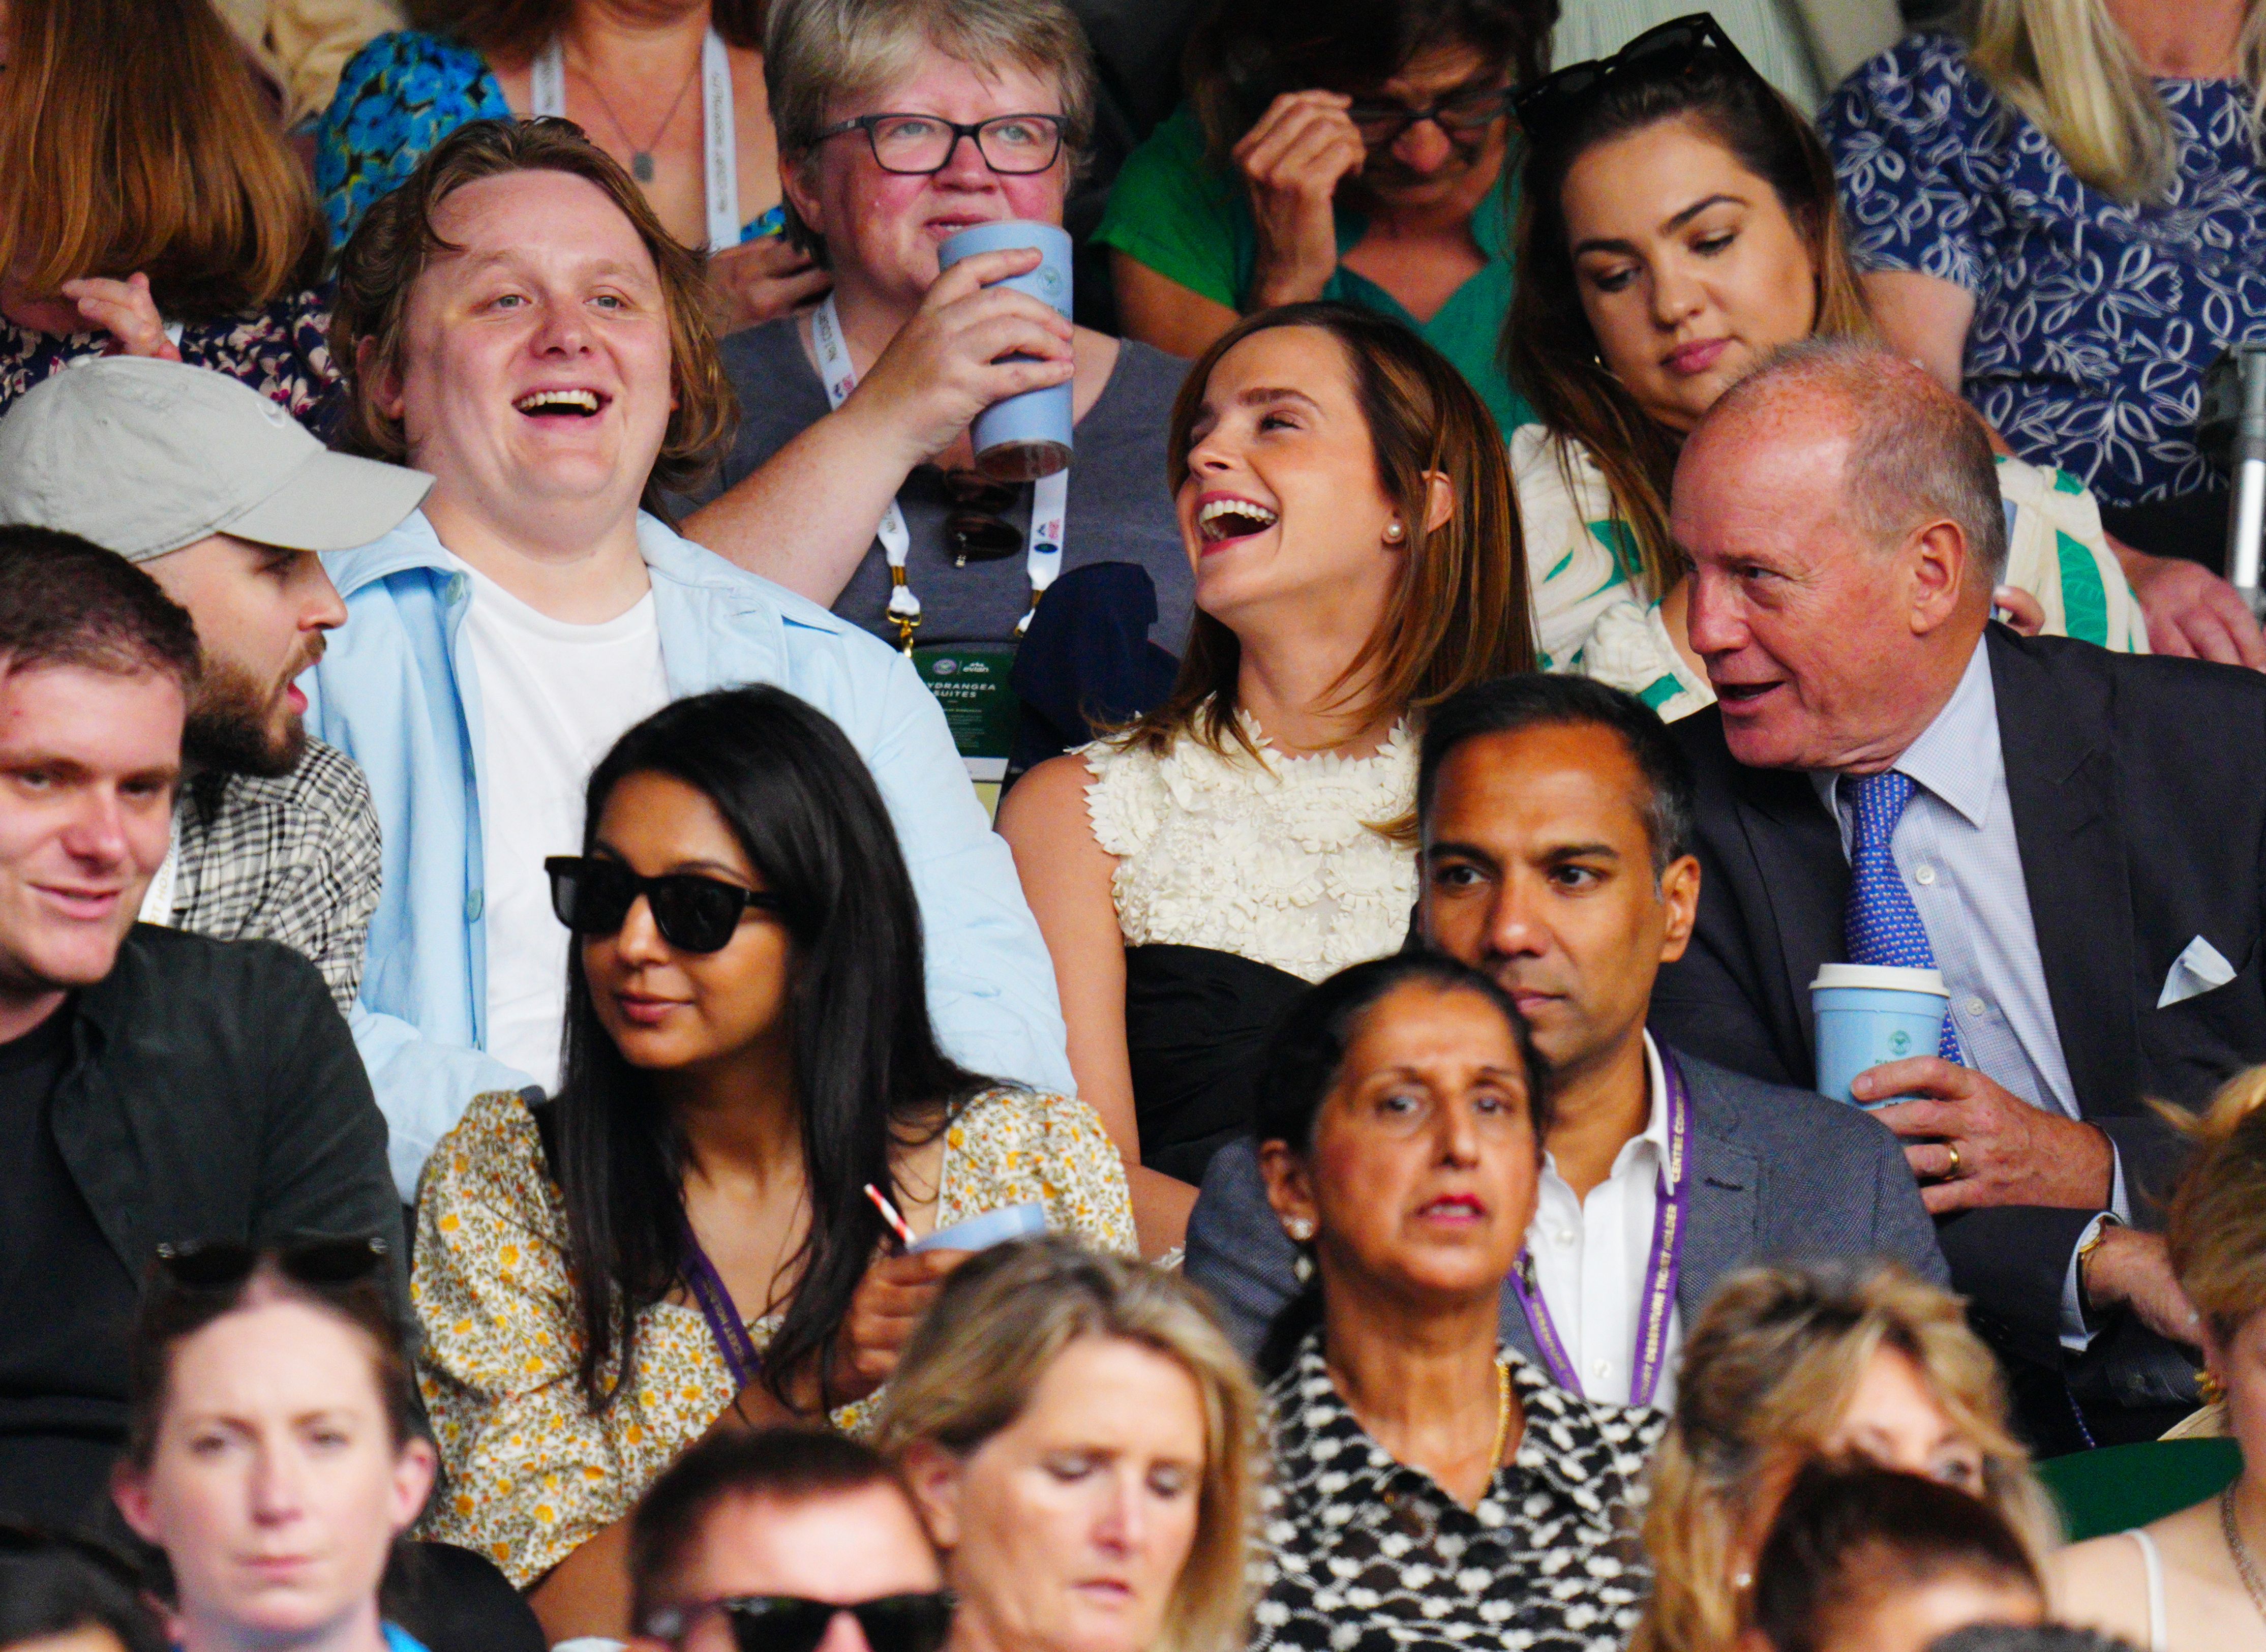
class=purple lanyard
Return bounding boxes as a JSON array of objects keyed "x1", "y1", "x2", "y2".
[
  {"x1": 680, "y1": 1224, "x2": 763, "y2": 1389},
  {"x1": 1508, "y1": 1047, "x2": 1690, "y2": 1409}
]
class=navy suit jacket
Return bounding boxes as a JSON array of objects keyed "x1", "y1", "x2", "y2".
[
  {"x1": 1652, "y1": 627, "x2": 2266, "y2": 1395},
  {"x1": 1183, "y1": 1045, "x2": 1947, "y2": 1368}
]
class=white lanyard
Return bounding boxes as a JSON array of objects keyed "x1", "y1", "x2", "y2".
[
  {"x1": 811, "y1": 294, "x2": 1067, "y2": 650},
  {"x1": 532, "y1": 29, "x2": 740, "y2": 253}
]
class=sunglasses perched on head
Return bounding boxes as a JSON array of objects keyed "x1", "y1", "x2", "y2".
[
  {"x1": 646, "y1": 1593, "x2": 957, "y2": 1652},
  {"x1": 546, "y1": 855, "x2": 784, "y2": 954},
  {"x1": 153, "y1": 1235, "x2": 390, "y2": 1291},
  {"x1": 1510, "y1": 13, "x2": 1760, "y2": 140}
]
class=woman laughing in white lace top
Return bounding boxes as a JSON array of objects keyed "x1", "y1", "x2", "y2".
[{"x1": 996, "y1": 303, "x2": 1533, "y2": 1255}]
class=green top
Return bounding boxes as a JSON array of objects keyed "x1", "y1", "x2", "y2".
[{"x1": 1095, "y1": 105, "x2": 1536, "y2": 437}]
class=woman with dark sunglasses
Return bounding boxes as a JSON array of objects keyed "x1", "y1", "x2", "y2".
[
  {"x1": 676, "y1": 0, "x2": 1193, "y2": 667},
  {"x1": 1504, "y1": 15, "x2": 2142, "y2": 713},
  {"x1": 109, "y1": 1242, "x2": 442, "y2": 1652},
  {"x1": 411, "y1": 686, "x2": 1135, "y2": 1644},
  {"x1": 1097, "y1": 0, "x2": 1552, "y2": 442}
]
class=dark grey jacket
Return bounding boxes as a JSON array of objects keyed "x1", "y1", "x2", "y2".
[
  {"x1": 54, "y1": 924, "x2": 406, "y2": 1315},
  {"x1": 1183, "y1": 1044, "x2": 1948, "y2": 1365}
]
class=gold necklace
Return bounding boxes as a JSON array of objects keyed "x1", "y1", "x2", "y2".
[
  {"x1": 1487, "y1": 1353, "x2": 1512, "y2": 1479},
  {"x1": 2223, "y1": 1485, "x2": 2266, "y2": 1626}
]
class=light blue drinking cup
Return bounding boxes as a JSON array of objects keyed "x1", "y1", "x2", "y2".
[
  {"x1": 910, "y1": 1200, "x2": 1049, "y2": 1253},
  {"x1": 1810, "y1": 964, "x2": 1951, "y2": 1108},
  {"x1": 937, "y1": 220, "x2": 1074, "y2": 482}
]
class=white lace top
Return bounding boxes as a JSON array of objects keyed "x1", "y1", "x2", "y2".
[{"x1": 1080, "y1": 712, "x2": 1417, "y2": 984}]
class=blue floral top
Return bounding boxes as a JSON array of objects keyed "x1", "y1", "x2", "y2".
[
  {"x1": 315, "y1": 29, "x2": 788, "y2": 252},
  {"x1": 1822, "y1": 35, "x2": 2266, "y2": 505}
]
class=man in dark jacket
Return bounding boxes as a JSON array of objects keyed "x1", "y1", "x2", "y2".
[
  {"x1": 1650, "y1": 342, "x2": 2254, "y2": 1448},
  {"x1": 1186, "y1": 675, "x2": 1946, "y2": 1402},
  {"x1": 0, "y1": 528, "x2": 400, "y2": 1528}
]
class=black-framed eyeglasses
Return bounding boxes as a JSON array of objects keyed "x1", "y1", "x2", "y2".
[
  {"x1": 153, "y1": 1235, "x2": 390, "y2": 1292},
  {"x1": 1344, "y1": 84, "x2": 1513, "y2": 148},
  {"x1": 940, "y1": 468, "x2": 1024, "y2": 565},
  {"x1": 813, "y1": 112, "x2": 1066, "y2": 176},
  {"x1": 646, "y1": 1593, "x2": 957, "y2": 1652},
  {"x1": 546, "y1": 855, "x2": 784, "y2": 954},
  {"x1": 1510, "y1": 13, "x2": 1759, "y2": 140}
]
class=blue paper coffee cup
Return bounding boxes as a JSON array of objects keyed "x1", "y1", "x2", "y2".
[
  {"x1": 1811, "y1": 964, "x2": 1950, "y2": 1107},
  {"x1": 910, "y1": 1200, "x2": 1049, "y2": 1253},
  {"x1": 936, "y1": 220, "x2": 1073, "y2": 483}
]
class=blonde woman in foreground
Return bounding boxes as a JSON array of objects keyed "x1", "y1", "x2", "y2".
[
  {"x1": 1635, "y1": 1261, "x2": 2056, "y2": 1652},
  {"x1": 874, "y1": 1236, "x2": 1259, "y2": 1652},
  {"x1": 2052, "y1": 1066, "x2": 2266, "y2": 1652}
]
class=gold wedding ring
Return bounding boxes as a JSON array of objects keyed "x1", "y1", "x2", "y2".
[{"x1": 1944, "y1": 1142, "x2": 1963, "y2": 1180}]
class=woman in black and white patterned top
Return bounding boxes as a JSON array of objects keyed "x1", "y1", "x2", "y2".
[{"x1": 1246, "y1": 953, "x2": 1666, "y2": 1652}]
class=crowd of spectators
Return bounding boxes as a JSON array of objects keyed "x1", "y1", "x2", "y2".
[{"x1": 11, "y1": 2, "x2": 2266, "y2": 1652}]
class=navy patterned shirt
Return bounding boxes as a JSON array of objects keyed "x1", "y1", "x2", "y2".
[{"x1": 1822, "y1": 35, "x2": 2266, "y2": 505}]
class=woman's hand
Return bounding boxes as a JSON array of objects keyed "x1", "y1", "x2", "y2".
[
  {"x1": 708, "y1": 236, "x2": 833, "y2": 335},
  {"x1": 822, "y1": 1246, "x2": 973, "y2": 1406},
  {"x1": 841, "y1": 247, "x2": 1074, "y2": 468},
  {"x1": 1990, "y1": 585, "x2": 2046, "y2": 636},
  {"x1": 60, "y1": 273, "x2": 180, "y2": 361},
  {"x1": 1234, "y1": 91, "x2": 1366, "y2": 310}
]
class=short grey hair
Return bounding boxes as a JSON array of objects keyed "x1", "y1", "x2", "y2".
[
  {"x1": 765, "y1": 0, "x2": 1097, "y2": 257},
  {"x1": 1709, "y1": 340, "x2": 2011, "y2": 585}
]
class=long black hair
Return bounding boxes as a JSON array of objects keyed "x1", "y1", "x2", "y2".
[
  {"x1": 1253, "y1": 952, "x2": 1550, "y2": 1376},
  {"x1": 554, "y1": 685, "x2": 992, "y2": 1414}
]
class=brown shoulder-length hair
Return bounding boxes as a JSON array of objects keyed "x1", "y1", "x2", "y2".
[
  {"x1": 1504, "y1": 51, "x2": 1873, "y2": 603},
  {"x1": 1123, "y1": 302, "x2": 1534, "y2": 764},
  {"x1": 330, "y1": 117, "x2": 737, "y2": 507},
  {"x1": 0, "y1": 0, "x2": 326, "y2": 320},
  {"x1": 406, "y1": 0, "x2": 767, "y2": 57}
]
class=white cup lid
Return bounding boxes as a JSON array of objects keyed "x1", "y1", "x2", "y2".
[{"x1": 1810, "y1": 964, "x2": 1948, "y2": 995}]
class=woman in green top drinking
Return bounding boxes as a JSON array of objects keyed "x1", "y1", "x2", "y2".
[{"x1": 1096, "y1": 0, "x2": 1552, "y2": 440}]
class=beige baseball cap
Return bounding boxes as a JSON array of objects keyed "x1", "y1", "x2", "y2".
[{"x1": 0, "y1": 356, "x2": 432, "y2": 561}]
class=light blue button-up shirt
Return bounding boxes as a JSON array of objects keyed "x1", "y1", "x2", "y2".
[
  {"x1": 307, "y1": 509, "x2": 1074, "y2": 1198},
  {"x1": 1814, "y1": 639, "x2": 2122, "y2": 1347}
]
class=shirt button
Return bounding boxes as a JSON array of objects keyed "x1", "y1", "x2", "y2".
[
  {"x1": 1913, "y1": 864, "x2": 1938, "y2": 886},
  {"x1": 445, "y1": 572, "x2": 469, "y2": 605},
  {"x1": 1554, "y1": 1229, "x2": 1575, "y2": 1247},
  {"x1": 1590, "y1": 1358, "x2": 1611, "y2": 1378},
  {"x1": 1964, "y1": 996, "x2": 1988, "y2": 1018},
  {"x1": 465, "y1": 888, "x2": 485, "y2": 921}
]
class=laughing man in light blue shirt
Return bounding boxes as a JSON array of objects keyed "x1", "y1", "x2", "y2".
[{"x1": 307, "y1": 124, "x2": 1071, "y2": 1199}]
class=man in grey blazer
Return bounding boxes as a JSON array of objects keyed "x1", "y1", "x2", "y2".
[{"x1": 1186, "y1": 675, "x2": 1946, "y2": 1402}]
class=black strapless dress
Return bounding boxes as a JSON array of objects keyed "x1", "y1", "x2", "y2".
[{"x1": 1124, "y1": 943, "x2": 1311, "y2": 1183}]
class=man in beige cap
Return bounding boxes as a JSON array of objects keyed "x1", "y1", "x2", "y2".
[{"x1": 0, "y1": 356, "x2": 432, "y2": 1009}]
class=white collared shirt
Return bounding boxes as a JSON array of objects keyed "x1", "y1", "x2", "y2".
[{"x1": 1527, "y1": 1032, "x2": 1681, "y2": 1411}]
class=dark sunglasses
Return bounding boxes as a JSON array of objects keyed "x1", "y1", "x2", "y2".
[
  {"x1": 545, "y1": 855, "x2": 784, "y2": 954},
  {"x1": 940, "y1": 469, "x2": 1024, "y2": 565},
  {"x1": 1510, "y1": 13, "x2": 1759, "y2": 140},
  {"x1": 1344, "y1": 84, "x2": 1512, "y2": 148},
  {"x1": 153, "y1": 1235, "x2": 389, "y2": 1291},
  {"x1": 648, "y1": 1593, "x2": 957, "y2": 1652}
]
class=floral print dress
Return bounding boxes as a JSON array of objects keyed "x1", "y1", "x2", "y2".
[
  {"x1": 1823, "y1": 35, "x2": 2266, "y2": 505},
  {"x1": 411, "y1": 1085, "x2": 1136, "y2": 1586}
]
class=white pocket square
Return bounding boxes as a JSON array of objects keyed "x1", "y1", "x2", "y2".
[{"x1": 2159, "y1": 935, "x2": 2238, "y2": 1009}]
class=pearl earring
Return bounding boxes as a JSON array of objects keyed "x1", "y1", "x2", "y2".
[
  {"x1": 1383, "y1": 521, "x2": 1406, "y2": 544},
  {"x1": 1285, "y1": 1216, "x2": 1315, "y2": 1242}
]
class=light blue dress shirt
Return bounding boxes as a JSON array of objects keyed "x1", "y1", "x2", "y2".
[
  {"x1": 306, "y1": 509, "x2": 1074, "y2": 1199},
  {"x1": 1812, "y1": 639, "x2": 2123, "y2": 1347}
]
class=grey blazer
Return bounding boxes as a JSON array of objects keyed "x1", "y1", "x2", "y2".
[{"x1": 1183, "y1": 1044, "x2": 1949, "y2": 1365}]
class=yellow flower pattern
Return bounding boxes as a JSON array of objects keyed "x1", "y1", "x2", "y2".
[{"x1": 410, "y1": 1086, "x2": 1135, "y2": 1585}]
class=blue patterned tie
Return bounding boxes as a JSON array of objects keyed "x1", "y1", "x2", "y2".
[{"x1": 1844, "y1": 770, "x2": 1965, "y2": 1064}]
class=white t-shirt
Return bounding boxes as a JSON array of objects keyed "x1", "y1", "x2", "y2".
[{"x1": 460, "y1": 562, "x2": 670, "y2": 1092}]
